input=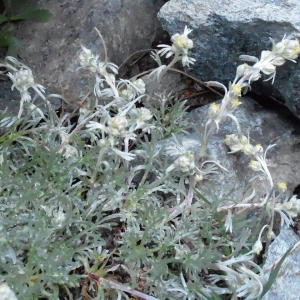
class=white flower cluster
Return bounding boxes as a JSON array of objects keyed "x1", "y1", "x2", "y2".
[
  {"x1": 77, "y1": 46, "x2": 156, "y2": 162},
  {"x1": 224, "y1": 133, "x2": 274, "y2": 189},
  {"x1": 108, "y1": 115, "x2": 128, "y2": 136},
  {"x1": 78, "y1": 46, "x2": 99, "y2": 73},
  {"x1": 239, "y1": 36, "x2": 300, "y2": 84},
  {"x1": 0, "y1": 57, "x2": 45, "y2": 118},
  {"x1": 174, "y1": 151, "x2": 195, "y2": 173},
  {"x1": 202, "y1": 36, "x2": 300, "y2": 155},
  {"x1": 130, "y1": 107, "x2": 153, "y2": 132},
  {"x1": 275, "y1": 194, "x2": 300, "y2": 219},
  {"x1": 79, "y1": 45, "x2": 119, "y2": 98},
  {"x1": 223, "y1": 132, "x2": 300, "y2": 228},
  {"x1": 166, "y1": 26, "x2": 196, "y2": 67},
  {"x1": 224, "y1": 134, "x2": 264, "y2": 168},
  {"x1": 150, "y1": 26, "x2": 196, "y2": 80}
]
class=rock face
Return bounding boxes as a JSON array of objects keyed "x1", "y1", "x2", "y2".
[
  {"x1": 158, "y1": 0, "x2": 300, "y2": 119},
  {"x1": 263, "y1": 226, "x2": 300, "y2": 300},
  {"x1": 10, "y1": 0, "x2": 167, "y2": 100}
]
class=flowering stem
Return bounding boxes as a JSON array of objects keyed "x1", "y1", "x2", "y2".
[{"x1": 159, "y1": 52, "x2": 180, "y2": 80}]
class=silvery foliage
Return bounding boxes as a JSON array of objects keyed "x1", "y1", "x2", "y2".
[{"x1": 0, "y1": 28, "x2": 300, "y2": 300}]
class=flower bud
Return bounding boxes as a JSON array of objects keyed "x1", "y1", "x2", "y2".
[
  {"x1": 133, "y1": 79, "x2": 146, "y2": 94},
  {"x1": 252, "y1": 239, "x2": 263, "y2": 255},
  {"x1": 108, "y1": 115, "x2": 128, "y2": 136},
  {"x1": 272, "y1": 56, "x2": 285, "y2": 66},
  {"x1": 253, "y1": 144, "x2": 263, "y2": 155},
  {"x1": 224, "y1": 134, "x2": 239, "y2": 146},
  {"x1": 273, "y1": 41, "x2": 285, "y2": 54},
  {"x1": 260, "y1": 50, "x2": 273, "y2": 61},
  {"x1": 276, "y1": 195, "x2": 300, "y2": 218},
  {"x1": 239, "y1": 135, "x2": 249, "y2": 145},
  {"x1": 277, "y1": 182, "x2": 287, "y2": 193},
  {"x1": 236, "y1": 63, "x2": 248, "y2": 77},
  {"x1": 243, "y1": 144, "x2": 255, "y2": 156},
  {"x1": 208, "y1": 102, "x2": 220, "y2": 119},
  {"x1": 261, "y1": 62, "x2": 276, "y2": 75},
  {"x1": 224, "y1": 134, "x2": 248, "y2": 152},
  {"x1": 248, "y1": 160, "x2": 262, "y2": 172},
  {"x1": 195, "y1": 174, "x2": 203, "y2": 182},
  {"x1": 228, "y1": 98, "x2": 242, "y2": 111},
  {"x1": 174, "y1": 151, "x2": 195, "y2": 173}
]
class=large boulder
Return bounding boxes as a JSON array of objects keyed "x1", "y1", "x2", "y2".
[
  {"x1": 158, "y1": 0, "x2": 300, "y2": 119},
  {"x1": 263, "y1": 226, "x2": 300, "y2": 300},
  {"x1": 9, "y1": 0, "x2": 167, "y2": 101}
]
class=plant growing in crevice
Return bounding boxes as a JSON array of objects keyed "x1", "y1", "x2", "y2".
[{"x1": 0, "y1": 26, "x2": 300, "y2": 300}]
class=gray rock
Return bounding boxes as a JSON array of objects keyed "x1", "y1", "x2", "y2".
[
  {"x1": 158, "y1": 0, "x2": 300, "y2": 119},
  {"x1": 263, "y1": 226, "x2": 300, "y2": 300},
  {"x1": 143, "y1": 71, "x2": 185, "y2": 101},
  {"x1": 10, "y1": 0, "x2": 166, "y2": 100}
]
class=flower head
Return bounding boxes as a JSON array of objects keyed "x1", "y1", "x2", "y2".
[
  {"x1": 79, "y1": 45, "x2": 99, "y2": 73},
  {"x1": 224, "y1": 134, "x2": 248, "y2": 153},
  {"x1": 108, "y1": 115, "x2": 128, "y2": 136},
  {"x1": 171, "y1": 26, "x2": 193, "y2": 52},
  {"x1": 277, "y1": 182, "x2": 287, "y2": 193},
  {"x1": 248, "y1": 160, "x2": 262, "y2": 172},
  {"x1": 174, "y1": 151, "x2": 195, "y2": 173},
  {"x1": 127, "y1": 107, "x2": 154, "y2": 133},
  {"x1": 230, "y1": 84, "x2": 242, "y2": 97},
  {"x1": 120, "y1": 79, "x2": 146, "y2": 101},
  {"x1": 6, "y1": 65, "x2": 45, "y2": 118},
  {"x1": 276, "y1": 195, "x2": 300, "y2": 218},
  {"x1": 157, "y1": 26, "x2": 195, "y2": 67},
  {"x1": 272, "y1": 37, "x2": 300, "y2": 61},
  {"x1": 208, "y1": 102, "x2": 220, "y2": 119},
  {"x1": 236, "y1": 63, "x2": 248, "y2": 77}
]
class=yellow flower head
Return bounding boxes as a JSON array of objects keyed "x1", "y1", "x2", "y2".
[
  {"x1": 208, "y1": 102, "x2": 220, "y2": 119},
  {"x1": 171, "y1": 26, "x2": 193, "y2": 51},
  {"x1": 248, "y1": 160, "x2": 261, "y2": 171},
  {"x1": 228, "y1": 98, "x2": 242, "y2": 111},
  {"x1": 232, "y1": 84, "x2": 242, "y2": 96},
  {"x1": 277, "y1": 182, "x2": 287, "y2": 193},
  {"x1": 195, "y1": 174, "x2": 203, "y2": 182},
  {"x1": 292, "y1": 44, "x2": 300, "y2": 56},
  {"x1": 173, "y1": 35, "x2": 186, "y2": 49}
]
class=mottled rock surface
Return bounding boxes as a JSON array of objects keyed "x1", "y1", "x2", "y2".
[
  {"x1": 158, "y1": 0, "x2": 300, "y2": 119},
  {"x1": 263, "y1": 226, "x2": 300, "y2": 300},
  {"x1": 9, "y1": 0, "x2": 167, "y2": 100}
]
